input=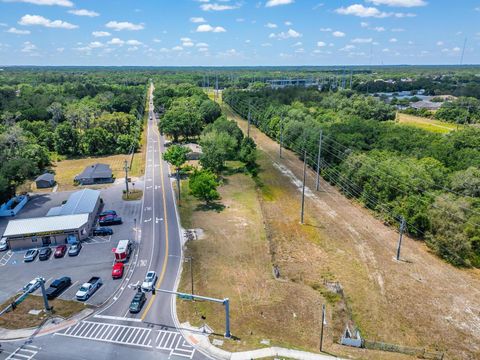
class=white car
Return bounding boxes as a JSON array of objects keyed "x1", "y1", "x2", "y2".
[
  {"x1": 0, "y1": 237, "x2": 8, "y2": 251},
  {"x1": 22, "y1": 277, "x2": 45, "y2": 293},
  {"x1": 141, "y1": 271, "x2": 157, "y2": 292}
]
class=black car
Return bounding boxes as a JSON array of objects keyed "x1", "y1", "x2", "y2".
[
  {"x1": 45, "y1": 276, "x2": 71, "y2": 299},
  {"x1": 92, "y1": 227, "x2": 113, "y2": 236},
  {"x1": 38, "y1": 247, "x2": 52, "y2": 261},
  {"x1": 129, "y1": 291, "x2": 146, "y2": 313},
  {"x1": 99, "y1": 216, "x2": 122, "y2": 226},
  {"x1": 68, "y1": 242, "x2": 82, "y2": 256},
  {"x1": 99, "y1": 210, "x2": 116, "y2": 217}
]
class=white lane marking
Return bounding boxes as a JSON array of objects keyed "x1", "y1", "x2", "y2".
[
  {"x1": 93, "y1": 314, "x2": 142, "y2": 322},
  {"x1": 5, "y1": 345, "x2": 40, "y2": 360},
  {"x1": 144, "y1": 218, "x2": 152, "y2": 223},
  {"x1": 155, "y1": 217, "x2": 163, "y2": 223}
]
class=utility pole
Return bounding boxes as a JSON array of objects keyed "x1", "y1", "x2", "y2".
[
  {"x1": 124, "y1": 159, "x2": 129, "y2": 197},
  {"x1": 300, "y1": 148, "x2": 307, "y2": 224},
  {"x1": 39, "y1": 278, "x2": 51, "y2": 312},
  {"x1": 396, "y1": 216, "x2": 406, "y2": 261},
  {"x1": 320, "y1": 304, "x2": 326, "y2": 352},
  {"x1": 315, "y1": 129, "x2": 323, "y2": 191},
  {"x1": 247, "y1": 100, "x2": 251, "y2": 138},
  {"x1": 279, "y1": 117, "x2": 284, "y2": 159},
  {"x1": 176, "y1": 168, "x2": 181, "y2": 202},
  {"x1": 186, "y1": 256, "x2": 194, "y2": 295}
]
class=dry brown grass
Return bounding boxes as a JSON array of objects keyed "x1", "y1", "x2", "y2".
[
  {"x1": 397, "y1": 113, "x2": 459, "y2": 133},
  {"x1": 0, "y1": 294, "x2": 86, "y2": 330},
  {"x1": 222, "y1": 105, "x2": 480, "y2": 360}
]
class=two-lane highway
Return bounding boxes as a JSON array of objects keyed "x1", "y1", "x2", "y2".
[{"x1": 0, "y1": 85, "x2": 211, "y2": 360}]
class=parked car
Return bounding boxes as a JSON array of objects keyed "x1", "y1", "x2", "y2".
[
  {"x1": 75, "y1": 277, "x2": 102, "y2": 301},
  {"x1": 92, "y1": 227, "x2": 113, "y2": 236},
  {"x1": 141, "y1": 271, "x2": 158, "y2": 292},
  {"x1": 24, "y1": 249, "x2": 39, "y2": 262},
  {"x1": 67, "y1": 234, "x2": 78, "y2": 244},
  {"x1": 129, "y1": 291, "x2": 146, "y2": 313},
  {"x1": 46, "y1": 276, "x2": 71, "y2": 299},
  {"x1": 0, "y1": 237, "x2": 8, "y2": 251},
  {"x1": 99, "y1": 215, "x2": 122, "y2": 226},
  {"x1": 38, "y1": 247, "x2": 52, "y2": 261},
  {"x1": 54, "y1": 244, "x2": 67, "y2": 258},
  {"x1": 99, "y1": 210, "x2": 116, "y2": 218},
  {"x1": 112, "y1": 262, "x2": 124, "y2": 279},
  {"x1": 68, "y1": 243, "x2": 82, "y2": 256},
  {"x1": 22, "y1": 277, "x2": 45, "y2": 293}
]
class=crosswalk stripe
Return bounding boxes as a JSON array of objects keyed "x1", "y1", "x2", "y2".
[{"x1": 57, "y1": 320, "x2": 195, "y2": 358}]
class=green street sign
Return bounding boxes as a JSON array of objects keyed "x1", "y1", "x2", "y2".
[{"x1": 177, "y1": 294, "x2": 194, "y2": 301}]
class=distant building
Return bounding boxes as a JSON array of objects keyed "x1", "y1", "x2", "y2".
[
  {"x1": 74, "y1": 163, "x2": 113, "y2": 185},
  {"x1": 411, "y1": 100, "x2": 442, "y2": 111},
  {"x1": 35, "y1": 173, "x2": 55, "y2": 188}
]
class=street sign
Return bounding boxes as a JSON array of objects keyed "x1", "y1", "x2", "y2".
[{"x1": 177, "y1": 293, "x2": 194, "y2": 301}]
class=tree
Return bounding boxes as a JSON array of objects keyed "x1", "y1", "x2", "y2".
[
  {"x1": 159, "y1": 98, "x2": 202, "y2": 142},
  {"x1": 81, "y1": 127, "x2": 115, "y2": 156},
  {"x1": 450, "y1": 167, "x2": 480, "y2": 197},
  {"x1": 199, "y1": 100, "x2": 221, "y2": 124},
  {"x1": 200, "y1": 130, "x2": 237, "y2": 174},
  {"x1": 54, "y1": 122, "x2": 80, "y2": 156},
  {"x1": 189, "y1": 169, "x2": 220, "y2": 204},
  {"x1": 164, "y1": 145, "x2": 191, "y2": 200},
  {"x1": 1, "y1": 158, "x2": 37, "y2": 194},
  {"x1": 47, "y1": 102, "x2": 63, "y2": 126},
  {"x1": 239, "y1": 137, "x2": 257, "y2": 172}
]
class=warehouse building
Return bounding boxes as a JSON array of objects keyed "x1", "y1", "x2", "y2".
[{"x1": 2, "y1": 189, "x2": 101, "y2": 250}]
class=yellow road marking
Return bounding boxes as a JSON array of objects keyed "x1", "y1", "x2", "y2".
[{"x1": 141, "y1": 107, "x2": 170, "y2": 321}]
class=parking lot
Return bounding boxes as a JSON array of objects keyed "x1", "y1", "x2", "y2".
[{"x1": 0, "y1": 183, "x2": 142, "y2": 307}]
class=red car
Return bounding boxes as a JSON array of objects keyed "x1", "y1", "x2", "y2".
[
  {"x1": 54, "y1": 244, "x2": 67, "y2": 258},
  {"x1": 112, "y1": 262, "x2": 124, "y2": 279}
]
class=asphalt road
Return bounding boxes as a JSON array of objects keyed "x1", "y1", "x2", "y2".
[{"x1": 0, "y1": 85, "x2": 211, "y2": 360}]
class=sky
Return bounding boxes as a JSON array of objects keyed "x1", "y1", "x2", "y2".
[{"x1": 0, "y1": 0, "x2": 479, "y2": 66}]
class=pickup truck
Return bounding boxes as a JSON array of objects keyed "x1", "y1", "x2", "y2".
[
  {"x1": 75, "y1": 277, "x2": 102, "y2": 301},
  {"x1": 46, "y1": 277, "x2": 71, "y2": 299}
]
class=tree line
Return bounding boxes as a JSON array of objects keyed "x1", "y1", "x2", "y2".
[{"x1": 224, "y1": 86, "x2": 480, "y2": 267}]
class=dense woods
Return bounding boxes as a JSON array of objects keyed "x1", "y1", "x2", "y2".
[
  {"x1": 0, "y1": 70, "x2": 147, "y2": 202},
  {"x1": 224, "y1": 87, "x2": 480, "y2": 267}
]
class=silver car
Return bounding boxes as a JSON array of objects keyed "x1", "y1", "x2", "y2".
[
  {"x1": 0, "y1": 237, "x2": 8, "y2": 251},
  {"x1": 24, "y1": 249, "x2": 39, "y2": 262},
  {"x1": 22, "y1": 277, "x2": 46, "y2": 293}
]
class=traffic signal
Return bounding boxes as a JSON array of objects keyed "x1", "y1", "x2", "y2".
[{"x1": 152, "y1": 288, "x2": 156, "y2": 295}]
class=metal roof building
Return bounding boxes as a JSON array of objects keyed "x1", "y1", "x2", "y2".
[
  {"x1": 35, "y1": 173, "x2": 55, "y2": 188},
  {"x1": 74, "y1": 163, "x2": 113, "y2": 185},
  {"x1": 3, "y1": 214, "x2": 89, "y2": 238},
  {"x1": 47, "y1": 189, "x2": 100, "y2": 217}
]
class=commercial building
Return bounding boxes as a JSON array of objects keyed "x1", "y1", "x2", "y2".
[
  {"x1": 2, "y1": 189, "x2": 101, "y2": 250},
  {"x1": 74, "y1": 163, "x2": 113, "y2": 185}
]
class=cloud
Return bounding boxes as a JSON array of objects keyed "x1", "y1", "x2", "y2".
[
  {"x1": 261, "y1": 42, "x2": 272, "y2": 47},
  {"x1": 68, "y1": 9, "x2": 99, "y2": 17},
  {"x1": 126, "y1": 39, "x2": 142, "y2": 46},
  {"x1": 340, "y1": 44, "x2": 355, "y2": 51},
  {"x1": 88, "y1": 41, "x2": 104, "y2": 48},
  {"x1": 196, "y1": 42, "x2": 208, "y2": 47},
  {"x1": 6, "y1": 0, "x2": 72, "y2": 7},
  {"x1": 181, "y1": 37, "x2": 194, "y2": 47},
  {"x1": 190, "y1": 17, "x2": 206, "y2": 23},
  {"x1": 21, "y1": 41, "x2": 37, "y2": 52},
  {"x1": 265, "y1": 0, "x2": 294, "y2": 7},
  {"x1": 373, "y1": 26, "x2": 386, "y2": 32},
  {"x1": 196, "y1": 24, "x2": 226, "y2": 32},
  {"x1": 18, "y1": 14, "x2": 78, "y2": 29},
  {"x1": 320, "y1": 27, "x2": 332, "y2": 32},
  {"x1": 360, "y1": 22, "x2": 369, "y2": 27},
  {"x1": 352, "y1": 37, "x2": 373, "y2": 43},
  {"x1": 7, "y1": 27, "x2": 30, "y2": 34},
  {"x1": 317, "y1": 41, "x2": 326, "y2": 47},
  {"x1": 336, "y1": 4, "x2": 390, "y2": 18},
  {"x1": 108, "y1": 37, "x2": 125, "y2": 45},
  {"x1": 172, "y1": 46, "x2": 183, "y2": 51},
  {"x1": 436, "y1": 41, "x2": 444, "y2": 46},
  {"x1": 105, "y1": 21, "x2": 144, "y2": 31},
  {"x1": 201, "y1": 3, "x2": 239, "y2": 11},
  {"x1": 265, "y1": 22, "x2": 277, "y2": 28},
  {"x1": 92, "y1": 31, "x2": 111, "y2": 37},
  {"x1": 332, "y1": 31, "x2": 345, "y2": 37},
  {"x1": 389, "y1": 37, "x2": 398, "y2": 42},
  {"x1": 270, "y1": 28, "x2": 302, "y2": 39},
  {"x1": 366, "y1": 0, "x2": 426, "y2": 7}
]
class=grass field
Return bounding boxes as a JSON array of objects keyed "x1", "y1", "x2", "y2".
[
  {"x1": 0, "y1": 294, "x2": 86, "y2": 330},
  {"x1": 397, "y1": 113, "x2": 460, "y2": 133}
]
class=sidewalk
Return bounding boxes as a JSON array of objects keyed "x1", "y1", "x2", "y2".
[
  {"x1": 0, "y1": 308, "x2": 93, "y2": 341},
  {"x1": 180, "y1": 323, "x2": 343, "y2": 360}
]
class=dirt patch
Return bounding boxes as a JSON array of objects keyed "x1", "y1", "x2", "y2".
[
  {"x1": 0, "y1": 295, "x2": 86, "y2": 330},
  {"x1": 224, "y1": 105, "x2": 480, "y2": 360}
]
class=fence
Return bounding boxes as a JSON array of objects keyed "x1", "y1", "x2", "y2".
[{"x1": 364, "y1": 340, "x2": 444, "y2": 360}]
